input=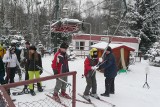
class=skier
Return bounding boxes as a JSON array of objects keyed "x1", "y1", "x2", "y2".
[
  {"x1": 0, "y1": 44, "x2": 6, "y2": 58},
  {"x1": 0, "y1": 44, "x2": 6, "y2": 85},
  {"x1": 20, "y1": 41, "x2": 30, "y2": 93},
  {"x1": 11, "y1": 43, "x2": 22, "y2": 80},
  {"x1": 83, "y1": 48, "x2": 100, "y2": 101},
  {"x1": 99, "y1": 46, "x2": 117, "y2": 97},
  {"x1": 52, "y1": 42, "x2": 70, "y2": 101},
  {"x1": 0, "y1": 57, "x2": 5, "y2": 85},
  {"x1": 27, "y1": 45, "x2": 43, "y2": 96},
  {"x1": 3, "y1": 46, "x2": 21, "y2": 95}
]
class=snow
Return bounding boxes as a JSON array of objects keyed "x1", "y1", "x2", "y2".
[
  {"x1": 91, "y1": 42, "x2": 135, "y2": 50},
  {"x1": 10, "y1": 55, "x2": 160, "y2": 107}
]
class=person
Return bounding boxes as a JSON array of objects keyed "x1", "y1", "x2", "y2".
[
  {"x1": 3, "y1": 46, "x2": 21, "y2": 95},
  {"x1": 0, "y1": 44, "x2": 6, "y2": 84},
  {"x1": 51, "y1": 42, "x2": 70, "y2": 101},
  {"x1": 11, "y1": 43, "x2": 22, "y2": 80},
  {"x1": 83, "y1": 48, "x2": 100, "y2": 100},
  {"x1": 99, "y1": 46, "x2": 117, "y2": 97},
  {"x1": 28, "y1": 45, "x2": 43, "y2": 96},
  {"x1": 41, "y1": 47, "x2": 45, "y2": 57},
  {"x1": 0, "y1": 44, "x2": 6, "y2": 58},
  {"x1": 20, "y1": 41, "x2": 30, "y2": 93}
]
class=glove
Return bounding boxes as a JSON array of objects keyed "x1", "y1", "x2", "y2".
[
  {"x1": 53, "y1": 69, "x2": 58, "y2": 75},
  {"x1": 57, "y1": 55, "x2": 64, "y2": 63},
  {"x1": 99, "y1": 57, "x2": 103, "y2": 62},
  {"x1": 91, "y1": 66, "x2": 99, "y2": 71},
  {"x1": 40, "y1": 70, "x2": 43, "y2": 75}
]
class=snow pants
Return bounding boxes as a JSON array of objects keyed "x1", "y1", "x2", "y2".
[
  {"x1": 105, "y1": 78, "x2": 115, "y2": 94},
  {"x1": 28, "y1": 71, "x2": 42, "y2": 90},
  {"x1": 24, "y1": 63, "x2": 29, "y2": 88},
  {"x1": 54, "y1": 76, "x2": 67, "y2": 93},
  {"x1": 84, "y1": 71, "x2": 97, "y2": 95},
  {"x1": 5, "y1": 67, "x2": 16, "y2": 83}
]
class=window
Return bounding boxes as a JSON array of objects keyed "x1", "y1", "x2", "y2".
[
  {"x1": 75, "y1": 41, "x2": 85, "y2": 50},
  {"x1": 80, "y1": 42, "x2": 85, "y2": 50},
  {"x1": 75, "y1": 42, "x2": 79, "y2": 49},
  {"x1": 90, "y1": 42, "x2": 93, "y2": 46}
]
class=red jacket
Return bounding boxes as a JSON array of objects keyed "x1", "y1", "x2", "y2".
[
  {"x1": 84, "y1": 55, "x2": 99, "y2": 76},
  {"x1": 52, "y1": 50, "x2": 69, "y2": 74}
]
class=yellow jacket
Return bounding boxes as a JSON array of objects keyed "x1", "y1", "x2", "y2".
[{"x1": 0, "y1": 45, "x2": 6, "y2": 58}]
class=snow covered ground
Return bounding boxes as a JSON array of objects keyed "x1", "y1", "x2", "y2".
[{"x1": 11, "y1": 55, "x2": 160, "y2": 107}]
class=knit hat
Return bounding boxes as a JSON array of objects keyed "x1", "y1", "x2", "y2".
[
  {"x1": 29, "y1": 45, "x2": 37, "y2": 51},
  {"x1": 107, "y1": 46, "x2": 112, "y2": 52},
  {"x1": 60, "y1": 42, "x2": 69, "y2": 49},
  {"x1": 25, "y1": 41, "x2": 30, "y2": 45}
]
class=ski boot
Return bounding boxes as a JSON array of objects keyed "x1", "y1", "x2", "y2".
[
  {"x1": 37, "y1": 83, "x2": 43, "y2": 92},
  {"x1": 83, "y1": 95, "x2": 91, "y2": 102},
  {"x1": 101, "y1": 93, "x2": 110, "y2": 97},
  {"x1": 30, "y1": 90, "x2": 36, "y2": 96},
  {"x1": 60, "y1": 91, "x2": 71, "y2": 99},
  {"x1": 90, "y1": 93, "x2": 100, "y2": 99},
  {"x1": 53, "y1": 92, "x2": 60, "y2": 102}
]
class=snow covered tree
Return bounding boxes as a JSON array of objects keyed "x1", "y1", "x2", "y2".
[
  {"x1": 102, "y1": 0, "x2": 124, "y2": 35},
  {"x1": 122, "y1": 0, "x2": 160, "y2": 51}
]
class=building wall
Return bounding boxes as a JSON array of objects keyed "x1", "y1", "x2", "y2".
[{"x1": 72, "y1": 39, "x2": 139, "y2": 56}]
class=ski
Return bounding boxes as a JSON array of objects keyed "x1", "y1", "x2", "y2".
[
  {"x1": 12, "y1": 88, "x2": 30, "y2": 96},
  {"x1": 12, "y1": 91, "x2": 24, "y2": 96},
  {"x1": 90, "y1": 95, "x2": 116, "y2": 107},
  {"x1": 45, "y1": 94, "x2": 68, "y2": 107},
  {"x1": 78, "y1": 93, "x2": 97, "y2": 107},
  {"x1": 58, "y1": 93, "x2": 91, "y2": 104},
  {"x1": 12, "y1": 90, "x2": 30, "y2": 96}
]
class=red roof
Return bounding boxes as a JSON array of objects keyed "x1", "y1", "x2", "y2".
[{"x1": 72, "y1": 34, "x2": 140, "y2": 43}]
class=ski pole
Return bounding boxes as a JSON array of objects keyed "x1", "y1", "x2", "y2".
[{"x1": 36, "y1": 65, "x2": 71, "y2": 86}]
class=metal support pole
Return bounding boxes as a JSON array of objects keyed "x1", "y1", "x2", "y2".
[
  {"x1": 54, "y1": 0, "x2": 60, "y2": 52},
  {"x1": 72, "y1": 72, "x2": 76, "y2": 107}
]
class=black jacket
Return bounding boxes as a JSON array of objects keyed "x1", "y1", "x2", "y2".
[
  {"x1": 28, "y1": 53, "x2": 42, "y2": 71},
  {"x1": 0, "y1": 58, "x2": 5, "y2": 76}
]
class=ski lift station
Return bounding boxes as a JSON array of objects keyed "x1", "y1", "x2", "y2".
[{"x1": 71, "y1": 33, "x2": 141, "y2": 57}]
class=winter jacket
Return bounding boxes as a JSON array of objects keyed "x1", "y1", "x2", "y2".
[
  {"x1": 0, "y1": 48, "x2": 6, "y2": 58},
  {"x1": 28, "y1": 53, "x2": 42, "y2": 71},
  {"x1": 84, "y1": 55, "x2": 99, "y2": 76},
  {"x1": 3, "y1": 50, "x2": 20, "y2": 68},
  {"x1": 52, "y1": 49, "x2": 69, "y2": 74},
  {"x1": 0, "y1": 58, "x2": 5, "y2": 76},
  {"x1": 99, "y1": 51, "x2": 117, "y2": 78}
]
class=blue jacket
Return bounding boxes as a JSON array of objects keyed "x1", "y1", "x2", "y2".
[{"x1": 99, "y1": 52, "x2": 117, "y2": 78}]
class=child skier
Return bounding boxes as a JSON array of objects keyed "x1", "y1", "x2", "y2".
[
  {"x1": 83, "y1": 48, "x2": 99, "y2": 101},
  {"x1": 52, "y1": 42, "x2": 70, "y2": 101}
]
